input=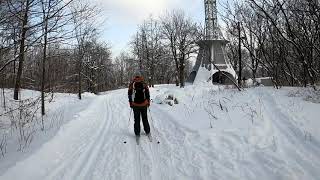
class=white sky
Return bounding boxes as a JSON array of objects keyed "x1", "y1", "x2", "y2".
[{"x1": 96, "y1": 0, "x2": 228, "y2": 58}]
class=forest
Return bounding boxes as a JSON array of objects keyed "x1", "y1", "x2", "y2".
[{"x1": 0, "y1": 0, "x2": 319, "y2": 119}]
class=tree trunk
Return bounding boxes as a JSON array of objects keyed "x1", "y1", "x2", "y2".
[
  {"x1": 14, "y1": 0, "x2": 30, "y2": 100},
  {"x1": 175, "y1": 71, "x2": 179, "y2": 86},
  {"x1": 13, "y1": 28, "x2": 18, "y2": 87},
  {"x1": 179, "y1": 57, "x2": 185, "y2": 88},
  {"x1": 238, "y1": 22, "x2": 242, "y2": 86},
  {"x1": 41, "y1": 16, "x2": 49, "y2": 116},
  {"x1": 78, "y1": 51, "x2": 82, "y2": 100},
  {"x1": 174, "y1": 56, "x2": 179, "y2": 86},
  {"x1": 1, "y1": 76, "x2": 6, "y2": 110}
]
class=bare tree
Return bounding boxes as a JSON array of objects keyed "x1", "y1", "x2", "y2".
[
  {"x1": 13, "y1": 0, "x2": 32, "y2": 100},
  {"x1": 70, "y1": 0, "x2": 100, "y2": 99},
  {"x1": 161, "y1": 10, "x2": 201, "y2": 88},
  {"x1": 222, "y1": 0, "x2": 320, "y2": 88},
  {"x1": 131, "y1": 17, "x2": 165, "y2": 87},
  {"x1": 39, "y1": 0, "x2": 75, "y2": 115}
]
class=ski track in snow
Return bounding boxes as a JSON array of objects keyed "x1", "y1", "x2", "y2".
[
  {"x1": 0, "y1": 87, "x2": 320, "y2": 180},
  {"x1": 255, "y1": 90, "x2": 320, "y2": 180},
  {"x1": 0, "y1": 89, "x2": 172, "y2": 180}
]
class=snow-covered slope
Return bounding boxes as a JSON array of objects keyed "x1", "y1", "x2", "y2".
[{"x1": 0, "y1": 85, "x2": 319, "y2": 180}]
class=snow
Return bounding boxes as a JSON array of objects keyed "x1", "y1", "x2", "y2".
[
  {"x1": 0, "y1": 90, "x2": 96, "y2": 174},
  {"x1": 193, "y1": 64, "x2": 237, "y2": 85},
  {"x1": 193, "y1": 65, "x2": 213, "y2": 85},
  {"x1": 0, "y1": 84, "x2": 320, "y2": 180}
]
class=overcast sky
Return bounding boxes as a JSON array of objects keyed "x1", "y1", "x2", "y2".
[{"x1": 95, "y1": 0, "x2": 227, "y2": 58}]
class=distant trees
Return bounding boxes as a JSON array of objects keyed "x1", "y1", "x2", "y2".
[
  {"x1": 128, "y1": 11, "x2": 201, "y2": 88},
  {"x1": 131, "y1": 17, "x2": 164, "y2": 87},
  {"x1": 70, "y1": 0, "x2": 100, "y2": 99},
  {"x1": 0, "y1": 0, "x2": 113, "y2": 114},
  {"x1": 81, "y1": 40, "x2": 112, "y2": 93},
  {"x1": 113, "y1": 52, "x2": 138, "y2": 87},
  {"x1": 223, "y1": 0, "x2": 320, "y2": 88}
]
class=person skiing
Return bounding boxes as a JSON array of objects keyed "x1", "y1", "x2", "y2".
[{"x1": 128, "y1": 75, "x2": 151, "y2": 141}]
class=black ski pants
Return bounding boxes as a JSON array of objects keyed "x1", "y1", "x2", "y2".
[{"x1": 133, "y1": 106, "x2": 150, "y2": 136}]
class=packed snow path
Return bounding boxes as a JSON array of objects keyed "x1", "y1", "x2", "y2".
[
  {"x1": 0, "y1": 89, "x2": 186, "y2": 180},
  {"x1": 1, "y1": 86, "x2": 320, "y2": 180}
]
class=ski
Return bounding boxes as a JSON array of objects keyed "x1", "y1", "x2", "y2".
[
  {"x1": 147, "y1": 133, "x2": 153, "y2": 142},
  {"x1": 130, "y1": 134, "x2": 159, "y2": 145},
  {"x1": 136, "y1": 136, "x2": 140, "y2": 145}
]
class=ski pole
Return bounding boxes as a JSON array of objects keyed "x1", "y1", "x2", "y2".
[
  {"x1": 148, "y1": 107, "x2": 155, "y2": 126},
  {"x1": 128, "y1": 108, "x2": 132, "y2": 124},
  {"x1": 148, "y1": 107, "x2": 160, "y2": 144},
  {"x1": 148, "y1": 107, "x2": 152, "y2": 121},
  {"x1": 124, "y1": 108, "x2": 133, "y2": 144}
]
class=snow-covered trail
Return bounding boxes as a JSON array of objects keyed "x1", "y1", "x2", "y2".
[
  {"x1": 0, "y1": 89, "x2": 198, "y2": 180},
  {"x1": 1, "y1": 86, "x2": 320, "y2": 180},
  {"x1": 0, "y1": 90, "x2": 134, "y2": 180},
  {"x1": 253, "y1": 90, "x2": 320, "y2": 179}
]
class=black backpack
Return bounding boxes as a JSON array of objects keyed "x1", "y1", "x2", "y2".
[{"x1": 133, "y1": 82, "x2": 146, "y2": 103}]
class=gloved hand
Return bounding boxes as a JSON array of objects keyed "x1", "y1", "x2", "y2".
[
  {"x1": 147, "y1": 100, "x2": 150, "y2": 107},
  {"x1": 129, "y1": 102, "x2": 133, "y2": 108}
]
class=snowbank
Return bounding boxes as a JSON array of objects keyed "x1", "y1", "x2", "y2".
[
  {"x1": 0, "y1": 90, "x2": 97, "y2": 173},
  {"x1": 149, "y1": 85, "x2": 320, "y2": 180}
]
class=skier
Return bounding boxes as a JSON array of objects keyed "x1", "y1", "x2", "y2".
[{"x1": 128, "y1": 75, "x2": 151, "y2": 142}]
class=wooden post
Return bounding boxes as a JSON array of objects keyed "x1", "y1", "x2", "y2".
[{"x1": 238, "y1": 22, "x2": 242, "y2": 86}]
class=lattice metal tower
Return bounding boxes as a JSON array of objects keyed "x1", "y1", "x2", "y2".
[
  {"x1": 187, "y1": 0, "x2": 237, "y2": 85},
  {"x1": 204, "y1": 0, "x2": 218, "y2": 40}
]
